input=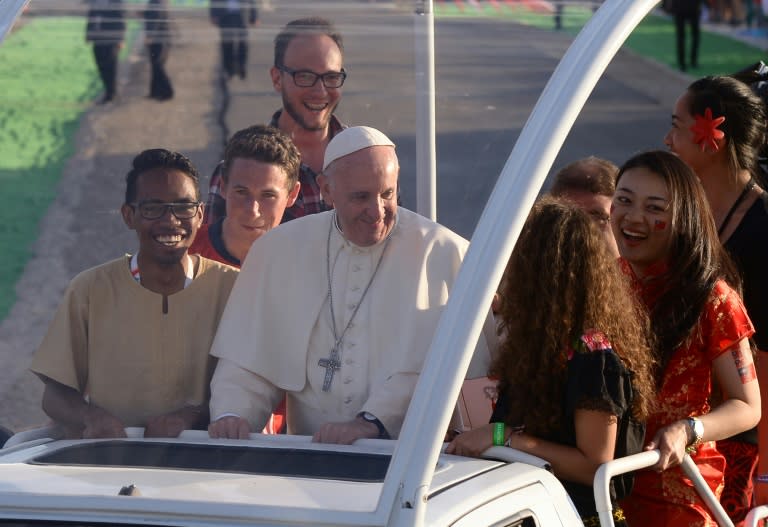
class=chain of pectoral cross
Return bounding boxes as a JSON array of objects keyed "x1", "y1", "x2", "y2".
[{"x1": 318, "y1": 213, "x2": 392, "y2": 391}]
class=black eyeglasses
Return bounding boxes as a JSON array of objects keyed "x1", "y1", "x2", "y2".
[
  {"x1": 277, "y1": 66, "x2": 347, "y2": 88},
  {"x1": 130, "y1": 201, "x2": 201, "y2": 220}
]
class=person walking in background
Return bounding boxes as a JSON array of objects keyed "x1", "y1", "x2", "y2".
[
  {"x1": 209, "y1": 0, "x2": 258, "y2": 80},
  {"x1": 144, "y1": 0, "x2": 174, "y2": 101},
  {"x1": 725, "y1": 0, "x2": 747, "y2": 24},
  {"x1": 669, "y1": 0, "x2": 703, "y2": 71},
  {"x1": 85, "y1": 0, "x2": 125, "y2": 104}
]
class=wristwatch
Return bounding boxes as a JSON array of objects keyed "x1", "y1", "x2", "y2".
[
  {"x1": 685, "y1": 417, "x2": 704, "y2": 454},
  {"x1": 358, "y1": 411, "x2": 390, "y2": 439}
]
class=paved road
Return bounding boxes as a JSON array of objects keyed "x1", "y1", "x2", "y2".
[{"x1": 0, "y1": 0, "x2": 688, "y2": 432}]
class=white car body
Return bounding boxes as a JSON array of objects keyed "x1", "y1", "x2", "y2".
[
  {"x1": 0, "y1": 0, "x2": 747, "y2": 526},
  {"x1": 0, "y1": 430, "x2": 583, "y2": 526}
]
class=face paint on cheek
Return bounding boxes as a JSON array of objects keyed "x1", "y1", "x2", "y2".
[{"x1": 654, "y1": 220, "x2": 667, "y2": 231}]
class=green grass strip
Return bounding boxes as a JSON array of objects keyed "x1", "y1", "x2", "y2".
[
  {"x1": 435, "y1": 2, "x2": 763, "y2": 75},
  {"x1": 0, "y1": 16, "x2": 139, "y2": 322},
  {"x1": 0, "y1": 17, "x2": 99, "y2": 321},
  {"x1": 625, "y1": 15, "x2": 763, "y2": 76}
]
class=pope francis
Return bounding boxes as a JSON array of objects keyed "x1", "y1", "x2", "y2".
[{"x1": 208, "y1": 126, "x2": 494, "y2": 444}]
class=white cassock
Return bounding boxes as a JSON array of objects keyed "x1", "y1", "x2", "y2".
[{"x1": 209, "y1": 207, "x2": 496, "y2": 437}]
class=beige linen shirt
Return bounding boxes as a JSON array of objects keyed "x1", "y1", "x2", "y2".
[
  {"x1": 31, "y1": 255, "x2": 239, "y2": 426},
  {"x1": 209, "y1": 208, "x2": 496, "y2": 437}
]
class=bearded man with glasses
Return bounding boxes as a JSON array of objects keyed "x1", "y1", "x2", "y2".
[
  {"x1": 204, "y1": 17, "x2": 348, "y2": 226},
  {"x1": 30, "y1": 149, "x2": 239, "y2": 439}
]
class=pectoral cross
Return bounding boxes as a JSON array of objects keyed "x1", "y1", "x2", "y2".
[{"x1": 318, "y1": 350, "x2": 342, "y2": 391}]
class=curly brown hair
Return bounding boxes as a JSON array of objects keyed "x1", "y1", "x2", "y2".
[{"x1": 492, "y1": 197, "x2": 656, "y2": 438}]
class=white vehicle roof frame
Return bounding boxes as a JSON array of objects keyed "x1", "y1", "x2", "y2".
[
  {"x1": 595, "y1": 450, "x2": 734, "y2": 527},
  {"x1": 0, "y1": 0, "x2": 28, "y2": 43},
  {"x1": 385, "y1": 0, "x2": 664, "y2": 524},
  {"x1": 414, "y1": 0, "x2": 437, "y2": 221}
]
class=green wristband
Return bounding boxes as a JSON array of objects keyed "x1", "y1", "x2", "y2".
[{"x1": 492, "y1": 422, "x2": 505, "y2": 446}]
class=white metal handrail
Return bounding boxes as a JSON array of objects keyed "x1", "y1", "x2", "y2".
[
  {"x1": 745, "y1": 505, "x2": 768, "y2": 527},
  {"x1": 479, "y1": 446, "x2": 551, "y2": 471},
  {"x1": 594, "y1": 450, "x2": 734, "y2": 527}
]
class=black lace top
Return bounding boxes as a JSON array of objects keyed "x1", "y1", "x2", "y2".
[
  {"x1": 491, "y1": 332, "x2": 644, "y2": 519},
  {"x1": 725, "y1": 194, "x2": 768, "y2": 352}
]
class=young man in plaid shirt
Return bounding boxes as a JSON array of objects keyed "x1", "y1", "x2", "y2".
[{"x1": 204, "y1": 17, "x2": 347, "y2": 225}]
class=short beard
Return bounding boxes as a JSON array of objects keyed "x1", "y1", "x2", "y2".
[{"x1": 282, "y1": 95, "x2": 337, "y2": 132}]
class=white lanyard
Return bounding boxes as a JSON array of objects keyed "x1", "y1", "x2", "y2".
[{"x1": 130, "y1": 252, "x2": 194, "y2": 289}]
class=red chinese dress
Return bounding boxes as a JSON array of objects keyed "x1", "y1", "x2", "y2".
[{"x1": 620, "y1": 260, "x2": 754, "y2": 527}]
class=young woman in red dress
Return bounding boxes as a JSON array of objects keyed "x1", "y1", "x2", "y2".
[
  {"x1": 614, "y1": 151, "x2": 761, "y2": 526},
  {"x1": 447, "y1": 197, "x2": 656, "y2": 525}
]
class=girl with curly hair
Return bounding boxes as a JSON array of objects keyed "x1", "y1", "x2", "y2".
[
  {"x1": 447, "y1": 196, "x2": 656, "y2": 525},
  {"x1": 665, "y1": 74, "x2": 768, "y2": 518},
  {"x1": 614, "y1": 151, "x2": 760, "y2": 527}
]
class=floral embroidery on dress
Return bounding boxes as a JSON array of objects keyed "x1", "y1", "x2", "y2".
[
  {"x1": 622, "y1": 273, "x2": 754, "y2": 526},
  {"x1": 565, "y1": 329, "x2": 611, "y2": 360},
  {"x1": 580, "y1": 329, "x2": 611, "y2": 351}
]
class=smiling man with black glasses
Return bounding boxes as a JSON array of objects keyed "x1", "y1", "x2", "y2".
[
  {"x1": 30, "y1": 149, "x2": 239, "y2": 440},
  {"x1": 204, "y1": 17, "x2": 348, "y2": 226}
]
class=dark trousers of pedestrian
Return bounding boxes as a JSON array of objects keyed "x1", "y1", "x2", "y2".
[
  {"x1": 674, "y1": 11, "x2": 700, "y2": 71},
  {"x1": 148, "y1": 42, "x2": 174, "y2": 100},
  {"x1": 218, "y1": 14, "x2": 248, "y2": 79},
  {"x1": 92, "y1": 43, "x2": 120, "y2": 101},
  {"x1": 554, "y1": 3, "x2": 564, "y2": 30}
]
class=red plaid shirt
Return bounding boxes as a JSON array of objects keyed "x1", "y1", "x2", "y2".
[{"x1": 203, "y1": 110, "x2": 347, "y2": 225}]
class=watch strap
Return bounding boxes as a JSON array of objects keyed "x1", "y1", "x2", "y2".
[
  {"x1": 685, "y1": 417, "x2": 704, "y2": 454},
  {"x1": 358, "y1": 412, "x2": 390, "y2": 439}
]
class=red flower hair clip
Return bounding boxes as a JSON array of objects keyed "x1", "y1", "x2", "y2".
[{"x1": 690, "y1": 107, "x2": 725, "y2": 152}]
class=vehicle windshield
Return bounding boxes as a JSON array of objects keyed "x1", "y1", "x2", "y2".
[{"x1": 30, "y1": 440, "x2": 391, "y2": 480}]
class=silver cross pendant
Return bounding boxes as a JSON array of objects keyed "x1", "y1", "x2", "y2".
[{"x1": 318, "y1": 351, "x2": 342, "y2": 391}]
